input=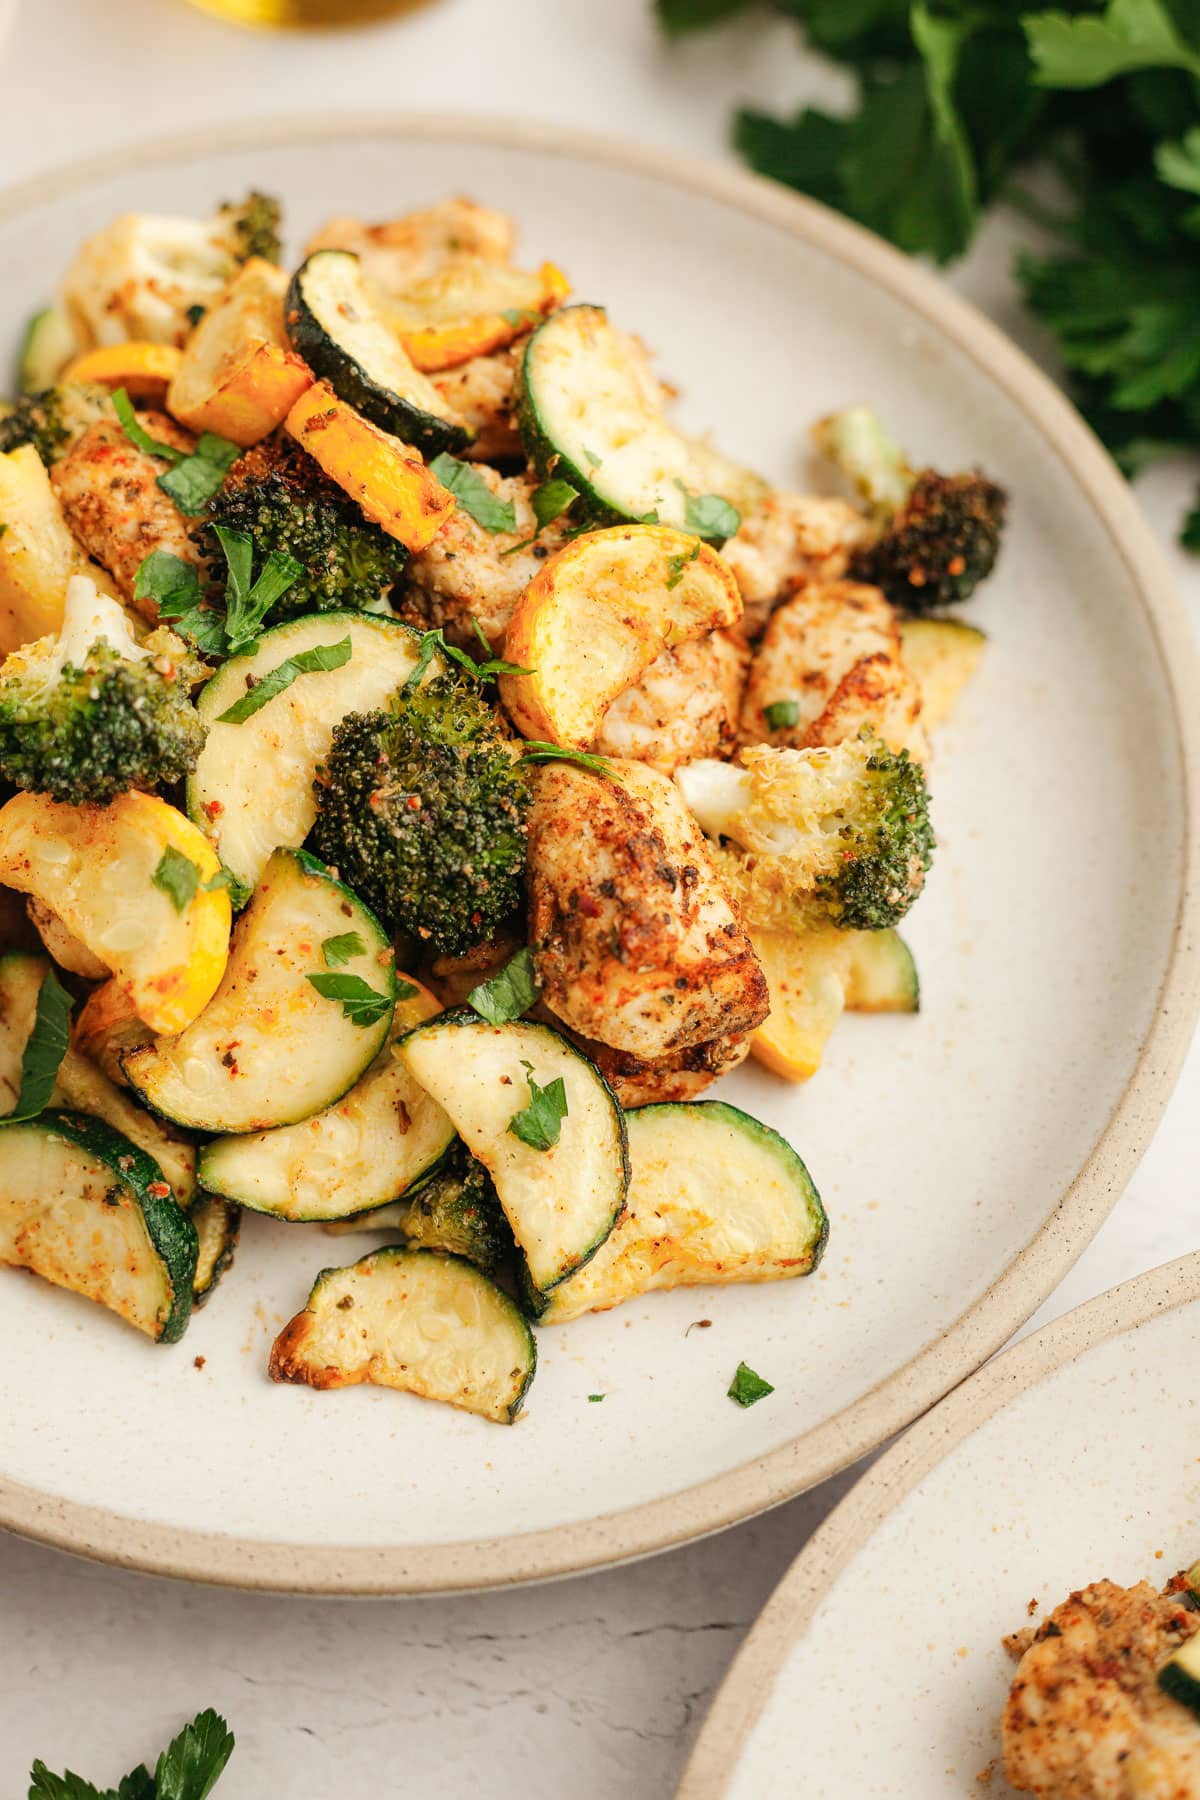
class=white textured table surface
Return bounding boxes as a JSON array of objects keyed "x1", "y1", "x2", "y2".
[{"x1": 1, "y1": 2, "x2": 1198, "y2": 1793}]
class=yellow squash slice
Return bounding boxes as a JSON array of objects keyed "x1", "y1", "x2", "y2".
[
  {"x1": 285, "y1": 380, "x2": 455, "y2": 551},
  {"x1": 750, "y1": 926, "x2": 852, "y2": 1083},
  {"x1": 0, "y1": 446, "x2": 119, "y2": 654},
  {"x1": 63, "y1": 341, "x2": 183, "y2": 398},
  {"x1": 900, "y1": 616, "x2": 986, "y2": 729},
  {"x1": 390, "y1": 260, "x2": 570, "y2": 372},
  {"x1": 500, "y1": 524, "x2": 743, "y2": 748},
  {"x1": 0, "y1": 791, "x2": 230, "y2": 1035},
  {"x1": 167, "y1": 258, "x2": 313, "y2": 446}
]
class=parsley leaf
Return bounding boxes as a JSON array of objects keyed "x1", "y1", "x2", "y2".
[
  {"x1": 135, "y1": 552, "x2": 228, "y2": 656},
  {"x1": 519, "y1": 741, "x2": 623, "y2": 779},
  {"x1": 28, "y1": 1763, "x2": 106, "y2": 1799},
  {"x1": 215, "y1": 528, "x2": 303, "y2": 652},
  {"x1": 112, "y1": 388, "x2": 185, "y2": 463},
  {"x1": 153, "y1": 1708, "x2": 235, "y2": 1800},
  {"x1": 665, "y1": 541, "x2": 701, "y2": 589},
  {"x1": 728, "y1": 1362, "x2": 774, "y2": 1407},
  {"x1": 587, "y1": 1392, "x2": 606, "y2": 1402},
  {"x1": 1024, "y1": 0, "x2": 1200, "y2": 88},
  {"x1": 501, "y1": 477, "x2": 580, "y2": 556},
  {"x1": 467, "y1": 946, "x2": 540, "y2": 1025},
  {"x1": 215, "y1": 637, "x2": 352, "y2": 722},
  {"x1": 321, "y1": 930, "x2": 366, "y2": 968},
  {"x1": 680, "y1": 487, "x2": 741, "y2": 539},
  {"x1": 763, "y1": 698, "x2": 800, "y2": 730},
  {"x1": 153, "y1": 846, "x2": 201, "y2": 913},
  {"x1": 115, "y1": 1772, "x2": 155, "y2": 1800},
  {"x1": 203, "y1": 866, "x2": 252, "y2": 910},
  {"x1": 508, "y1": 1060, "x2": 568, "y2": 1152},
  {"x1": 306, "y1": 972, "x2": 392, "y2": 1028},
  {"x1": 429, "y1": 453, "x2": 517, "y2": 533},
  {"x1": 404, "y1": 626, "x2": 530, "y2": 689},
  {"x1": 1, "y1": 966, "x2": 72, "y2": 1125},
  {"x1": 158, "y1": 433, "x2": 241, "y2": 516}
]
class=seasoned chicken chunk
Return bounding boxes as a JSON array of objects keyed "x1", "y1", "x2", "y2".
[
  {"x1": 562, "y1": 1024, "x2": 753, "y2": 1108},
  {"x1": 401, "y1": 466, "x2": 573, "y2": 648},
  {"x1": 305, "y1": 197, "x2": 515, "y2": 293},
  {"x1": 51, "y1": 411, "x2": 206, "y2": 611},
  {"x1": 432, "y1": 346, "x2": 524, "y2": 464},
  {"x1": 1004, "y1": 1577, "x2": 1200, "y2": 1799},
  {"x1": 527, "y1": 758, "x2": 768, "y2": 1060},
  {"x1": 741, "y1": 580, "x2": 928, "y2": 764},
  {"x1": 594, "y1": 630, "x2": 749, "y2": 771},
  {"x1": 722, "y1": 492, "x2": 875, "y2": 636}
]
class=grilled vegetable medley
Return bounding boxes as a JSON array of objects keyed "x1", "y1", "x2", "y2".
[{"x1": 0, "y1": 190, "x2": 1006, "y2": 1422}]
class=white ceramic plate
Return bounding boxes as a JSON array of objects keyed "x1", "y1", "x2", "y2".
[
  {"x1": 678, "y1": 1251, "x2": 1200, "y2": 1797},
  {"x1": 0, "y1": 117, "x2": 1197, "y2": 1594}
]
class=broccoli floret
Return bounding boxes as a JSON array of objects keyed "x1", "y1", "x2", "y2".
[
  {"x1": 676, "y1": 735, "x2": 933, "y2": 933},
  {"x1": 814, "y1": 407, "x2": 1006, "y2": 611},
  {"x1": 0, "y1": 575, "x2": 207, "y2": 805},
  {"x1": 398, "y1": 1143, "x2": 512, "y2": 1273},
  {"x1": 204, "y1": 436, "x2": 408, "y2": 619},
  {"x1": 0, "y1": 384, "x2": 111, "y2": 467},
  {"x1": 310, "y1": 671, "x2": 529, "y2": 955},
  {"x1": 215, "y1": 190, "x2": 283, "y2": 266}
]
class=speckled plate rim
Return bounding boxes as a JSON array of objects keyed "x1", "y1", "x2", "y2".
[
  {"x1": 0, "y1": 112, "x2": 1198, "y2": 1596},
  {"x1": 675, "y1": 1250, "x2": 1200, "y2": 1797}
]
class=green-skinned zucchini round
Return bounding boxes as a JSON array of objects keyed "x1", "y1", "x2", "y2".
[
  {"x1": 270, "y1": 1246, "x2": 536, "y2": 1424},
  {"x1": 844, "y1": 930, "x2": 919, "y2": 1014},
  {"x1": 123, "y1": 847, "x2": 396, "y2": 1134},
  {"x1": 1159, "y1": 1630, "x2": 1200, "y2": 1721},
  {"x1": 517, "y1": 304, "x2": 767, "y2": 538},
  {"x1": 189, "y1": 1194, "x2": 240, "y2": 1306},
  {"x1": 397, "y1": 1012, "x2": 628, "y2": 1295},
  {"x1": 0, "y1": 1109, "x2": 197, "y2": 1342},
  {"x1": 286, "y1": 250, "x2": 469, "y2": 456},
  {"x1": 527, "y1": 1099, "x2": 827, "y2": 1323}
]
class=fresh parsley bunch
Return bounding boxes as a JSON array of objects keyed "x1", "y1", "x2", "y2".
[
  {"x1": 658, "y1": 0, "x2": 1200, "y2": 543},
  {"x1": 28, "y1": 1709, "x2": 234, "y2": 1800}
]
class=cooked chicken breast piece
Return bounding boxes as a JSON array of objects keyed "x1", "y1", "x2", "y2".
[
  {"x1": 401, "y1": 466, "x2": 572, "y2": 648},
  {"x1": 741, "y1": 579, "x2": 928, "y2": 764},
  {"x1": 722, "y1": 492, "x2": 875, "y2": 636},
  {"x1": 594, "y1": 630, "x2": 749, "y2": 772},
  {"x1": 561, "y1": 1023, "x2": 753, "y2": 1107},
  {"x1": 305, "y1": 197, "x2": 515, "y2": 291},
  {"x1": 1004, "y1": 1577, "x2": 1200, "y2": 1799},
  {"x1": 51, "y1": 411, "x2": 206, "y2": 610},
  {"x1": 432, "y1": 347, "x2": 524, "y2": 464},
  {"x1": 527, "y1": 758, "x2": 768, "y2": 1059}
]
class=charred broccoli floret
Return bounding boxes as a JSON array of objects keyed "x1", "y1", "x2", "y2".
[
  {"x1": 216, "y1": 190, "x2": 283, "y2": 266},
  {"x1": 398, "y1": 1144, "x2": 512, "y2": 1273},
  {"x1": 310, "y1": 670, "x2": 529, "y2": 955},
  {"x1": 0, "y1": 575, "x2": 207, "y2": 804},
  {"x1": 204, "y1": 436, "x2": 408, "y2": 619},
  {"x1": 814, "y1": 407, "x2": 1006, "y2": 611},
  {"x1": 676, "y1": 735, "x2": 933, "y2": 933},
  {"x1": 0, "y1": 384, "x2": 111, "y2": 466}
]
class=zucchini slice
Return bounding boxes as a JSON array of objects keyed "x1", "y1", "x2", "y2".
[
  {"x1": 197, "y1": 976, "x2": 453, "y2": 1221},
  {"x1": 899, "y1": 616, "x2": 986, "y2": 729},
  {"x1": 844, "y1": 930, "x2": 919, "y2": 1013},
  {"x1": 123, "y1": 848, "x2": 395, "y2": 1134},
  {"x1": 189, "y1": 1194, "x2": 240, "y2": 1305},
  {"x1": 1159, "y1": 1631, "x2": 1200, "y2": 1721},
  {"x1": 270, "y1": 1245, "x2": 536, "y2": 1424},
  {"x1": 0, "y1": 1109, "x2": 197, "y2": 1342},
  {"x1": 518, "y1": 305, "x2": 766, "y2": 537},
  {"x1": 18, "y1": 305, "x2": 76, "y2": 393},
  {"x1": 0, "y1": 951, "x2": 198, "y2": 1204},
  {"x1": 286, "y1": 250, "x2": 469, "y2": 456},
  {"x1": 187, "y1": 611, "x2": 433, "y2": 893},
  {"x1": 530, "y1": 1100, "x2": 827, "y2": 1323},
  {"x1": 397, "y1": 1013, "x2": 628, "y2": 1294}
]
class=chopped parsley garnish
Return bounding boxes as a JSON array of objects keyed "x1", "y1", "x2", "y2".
[
  {"x1": 112, "y1": 387, "x2": 240, "y2": 516},
  {"x1": 680, "y1": 487, "x2": 740, "y2": 540},
  {"x1": 305, "y1": 972, "x2": 392, "y2": 1028},
  {"x1": 665, "y1": 541, "x2": 701, "y2": 589},
  {"x1": 588, "y1": 1393, "x2": 605, "y2": 1403},
  {"x1": 203, "y1": 865, "x2": 253, "y2": 910},
  {"x1": 215, "y1": 637, "x2": 352, "y2": 723},
  {"x1": 519, "y1": 741, "x2": 623, "y2": 779},
  {"x1": 1, "y1": 966, "x2": 72, "y2": 1125},
  {"x1": 507, "y1": 1060, "x2": 568, "y2": 1152},
  {"x1": 111, "y1": 387, "x2": 185, "y2": 463},
  {"x1": 141, "y1": 529, "x2": 302, "y2": 659},
  {"x1": 320, "y1": 931, "x2": 366, "y2": 969},
  {"x1": 29, "y1": 1705, "x2": 235, "y2": 1800},
  {"x1": 501, "y1": 478, "x2": 580, "y2": 556},
  {"x1": 404, "y1": 626, "x2": 530, "y2": 690},
  {"x1": 728, "y1": 1361, "x2": 774, "y2": 1407},
  {"x1": 763, "y1": 699, "x2": 800, "y2": 731},
  {"x1": 152, "y1": 845, "x2": 201, "y2": 914},
  {"x1": 428, "y1": 453, "x2": 517, "y2": 533},
  {"x1": 467, "y1": 946, "x2": 539, "y2": 1025}
]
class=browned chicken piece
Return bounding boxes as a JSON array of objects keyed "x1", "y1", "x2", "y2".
[
  {"x1": 560, "y1": 1023, "x2": 753, "y2": 1108},
  {"x1": 51, "y1": 410, "x2": 207, "y2": 611},
  {"x1": 431, "y1": 346, "x2": 523, "y2": 464},
  {"x1": 400, "y1": 466, "x2": 573, "y2": 648},
  {"x1": 722, "y1": 492, "x2": 875, "y2": 636},
  {"x1": 305, "y1": 197, "x2": 515, "y2": 292},
  {"x1": 593, "y1": 630, "x2": 749, "y2": 772},
  {"x1": 526, "y1": 758, "x2": 768, "y2": 1060},
  {"x1": 1004, "y1": 1577, "x2": 1200, "y2": 1798},
  {"x1": 741, "y1": 579, "x2": 929, "y2": 765}
]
